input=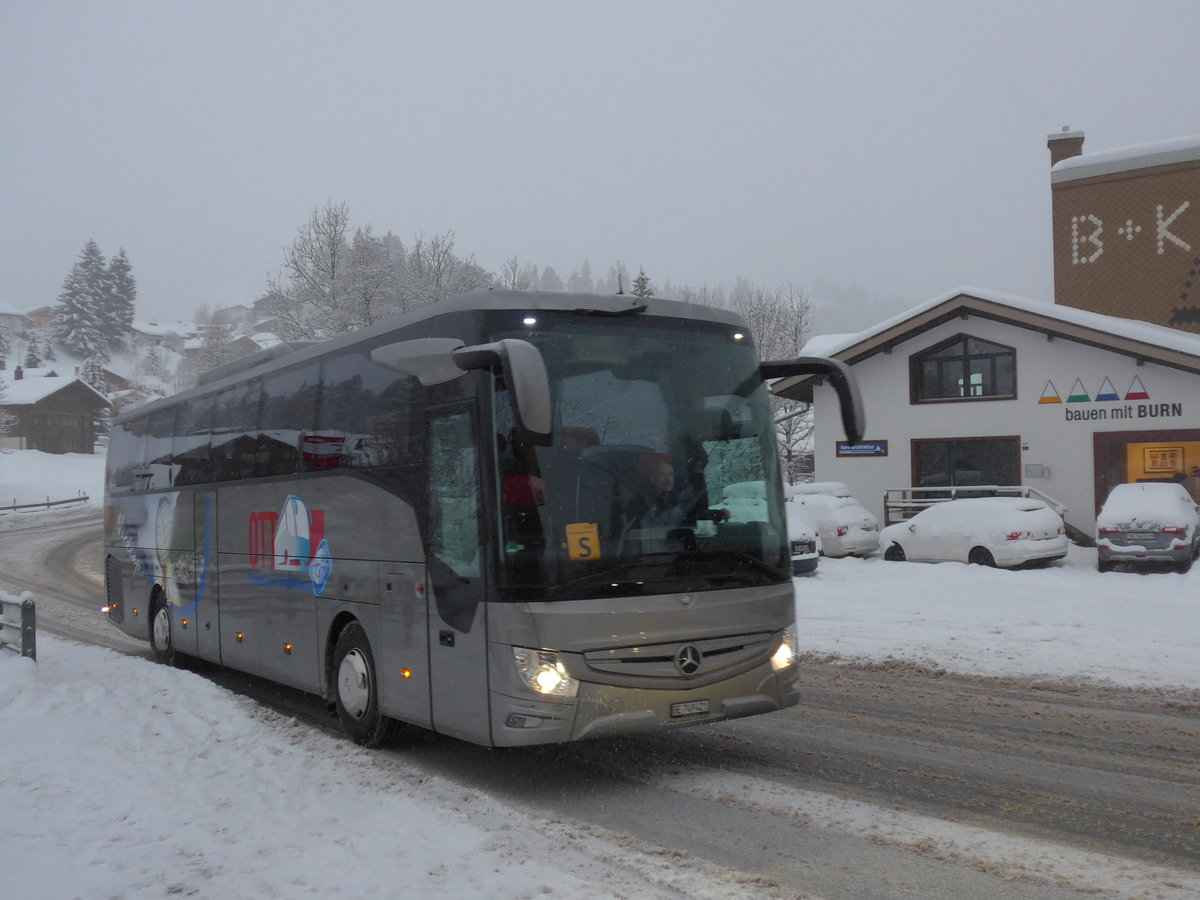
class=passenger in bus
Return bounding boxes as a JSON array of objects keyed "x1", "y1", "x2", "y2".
[
  {"x1": 627, "y1": 453, "x2": 729, "y2": 530},
  {"x1": 500, "y1": 430, "x2": 544, "y2": 507},
  {"x1": 499, "y1": 430, "x2": 546, "y2": 581}
]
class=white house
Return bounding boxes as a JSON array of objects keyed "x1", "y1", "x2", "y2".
[{"x1": 774, "y1": 288, "x2": 1200, "y2": 538}]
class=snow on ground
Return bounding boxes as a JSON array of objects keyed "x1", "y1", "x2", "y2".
[
  {"x1": 802, "y1": 545, "x2": 1199, "y2": 693},
  {"x1": 0, "y1": 448, "x2": 105, "y2": 508},
  {"x1": 0, "y1": 638, "x2": 775, "y2": 900},
  {"x1": 2, "y1": 449, "x2": 1199, "y2": 898}
]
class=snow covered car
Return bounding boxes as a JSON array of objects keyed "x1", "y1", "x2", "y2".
[
  {"x1": 1095, "y1": 482, "x2": 1200, "y2": 573},
  {"x1": 785, "y1": 501, "x2": 820, "y2": 575},
  {"x1": 878, "y1": 497, "x2": 1068, "y2": 568},
  {"x1": 790, "y1": 486, "x2": 878, "y2": 557},
  {"x1": 716, "y1": 480, "x2": 769, "y2": 524},
  {"x1": 717, "y1": 481, "x2": 819, "y2": 574}
]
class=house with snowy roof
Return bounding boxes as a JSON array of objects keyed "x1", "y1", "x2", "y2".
[
  {"x1": 130, "y1": 319, "x2": 198, "y2": 355},
  {"x1": 774, "y1": 286, "x2": 1200, "y2": 539},
  {"x1": 772, "y1": 131, "x2": 1200, "y2": 540},
  {"x1": 0, "y1": 301, "x2": 25, "y2": 339},
  {"x1": 0, "y1": 367, "x2": 111, "y2": 454}
]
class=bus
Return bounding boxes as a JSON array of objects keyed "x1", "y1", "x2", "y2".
[{"x1": 103, "y1": 290, "x2": 863, "y2": 748}]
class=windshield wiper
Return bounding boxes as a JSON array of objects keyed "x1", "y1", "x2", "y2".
[
  {"x1": 672, "y1": 549, "x2": 789, "y2": 582},
  {"x1": 544, "y1": 549, "x2": 787, "y2": 600},
  {"x1": 545, "y1": 564, "x2": 653, "y2": 599}
]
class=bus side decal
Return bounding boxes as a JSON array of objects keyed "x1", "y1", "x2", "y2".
[{"x1": 247, "y1": 494, "x2": 333, "y2": 595}]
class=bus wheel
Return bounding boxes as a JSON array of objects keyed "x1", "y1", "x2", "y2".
[
  {"x1": 332, "y1": 622, "x2": 396, "y2": 748},
  {"x1": 149, "y1": 589, "x2": 176, "y2": 666}
]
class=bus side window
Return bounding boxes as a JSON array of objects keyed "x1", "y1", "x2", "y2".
[
  {"x1": 174, "y1": 394, "x2": 215, "y2": 486},
  {"x1": 146, "y1": 407, "x2": 178, "y2": 489},
  {"x1": 428, "y1": 410, "x2": 481, "y2": 579},
  {"x1": 211, "y1": 380, "x2": 263, "y2": 482}
]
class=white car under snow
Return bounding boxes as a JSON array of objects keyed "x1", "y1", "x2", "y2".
[
  {"x1": 790, "y1": 485, "x2": 879, "y2": 558},
  {"x1": 878, "y1": 497, "x2": 1069, "y2": 568},
  {"x1": 1095, "y1": 482, "x2": 1200, "y2": 573}
]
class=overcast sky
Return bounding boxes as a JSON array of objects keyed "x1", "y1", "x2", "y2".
[{"x1": 3, "y1": 1, "x2": 1198, "y2": 330}]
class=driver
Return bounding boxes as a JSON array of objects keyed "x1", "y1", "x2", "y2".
[{"x1": 629, "y1": 453, "x2": 729, "y2": 529}]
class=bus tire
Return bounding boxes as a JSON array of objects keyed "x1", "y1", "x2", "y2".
[
  {"x1": 149, "y1": 588, "x2": 176, "y2": 666},
  {"x1": 332, "y1": 622, "x2": 397, "y2": 748}
]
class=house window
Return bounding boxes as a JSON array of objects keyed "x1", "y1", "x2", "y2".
[
  {"x1": 913, "y1": 437, "x2": 1020, "y2": 493},
  {"x1": 910, "y1": 334, "x2": 1015, "y2": 402}
]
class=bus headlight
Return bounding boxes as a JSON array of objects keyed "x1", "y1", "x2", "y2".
[
  {"x1": 771, "y1": 626, "x2": 798, "y2": 672},
  {"x1": 512, "y1": 647, "x2": 580, "y2": 698}
]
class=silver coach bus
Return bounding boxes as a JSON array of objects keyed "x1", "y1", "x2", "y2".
[{"x1": 103, "y1": 291, "x2": 863, "y2": 747}]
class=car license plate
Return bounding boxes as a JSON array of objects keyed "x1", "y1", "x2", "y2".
[
  {"x1": 670, "y1": 699, "x2": 710, "y2": 717},
  {"x1": 1127, "y1": 532, "x2": 1156, "y2": 541}
]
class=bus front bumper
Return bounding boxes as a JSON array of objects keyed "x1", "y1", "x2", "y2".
[{"x1": 489, "y1": 660, "x2": 799, "y2": 747}]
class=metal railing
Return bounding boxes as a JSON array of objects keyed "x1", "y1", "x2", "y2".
[
  {"x1": 0, "y1": 596, "x2": 36, "y2": 661},
  {"x1": 883, "y1": 485, "x2": 1068, "y2": 527},
  {"x1": 0, "y1": 493, "x2": 89, "y2": 515}
]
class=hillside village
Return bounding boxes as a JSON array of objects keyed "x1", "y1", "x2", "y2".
[{"x1": 0, "y1": 296, "x2": 282, "y2": 454}]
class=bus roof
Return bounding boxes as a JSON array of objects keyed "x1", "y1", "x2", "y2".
[{"x1": 117, "y1": 290, "x2": 749, "y2": 423}]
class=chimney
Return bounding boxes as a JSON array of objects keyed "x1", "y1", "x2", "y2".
[
  {"x1": 1047, "y1": 126, "x2": 1085, "y2": 166},
  {"x1": 14, "y1": 365, "x2": 23, "y2": 380}
]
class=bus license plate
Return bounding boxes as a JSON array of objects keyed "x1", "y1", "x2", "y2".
[{"x1": 670, "y1": 700, "x2": 710, "y2": 717}]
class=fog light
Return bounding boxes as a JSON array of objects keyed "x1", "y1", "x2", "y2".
[
  {"x1": 505, "y1": 714, "x2": 543, "y2": 729},
  {"x1": 771, "y1": 625, "x2": 798, "y2": 672}
]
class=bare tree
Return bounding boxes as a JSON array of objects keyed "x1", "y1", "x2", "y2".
[
  {"x1": 404, "y1": 231, "x2": 460, "y2": 307},
  {"x1": 0, "y1": 377, "x2": 17, "y2": 443},
  {"x1": 345, "y1": 226, "x2": 407, "y2": 328},
  {"x1": 499, "y1": 256, "x2": 534, "y2": 290},
  {"x1": 267, "y1": 201, "x2": 353, "y2": 339},
  {"x1": 732, "y1": 281, "x2": 814, "y2": 483}
]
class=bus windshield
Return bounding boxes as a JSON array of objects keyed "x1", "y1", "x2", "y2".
[{"x1": 493, "y1": 316, "x2": 788, "y2": 601}]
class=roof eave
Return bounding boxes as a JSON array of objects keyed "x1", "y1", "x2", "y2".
[{"x1": 771, "y1": 292, "x2": 1200, "y2": 400}]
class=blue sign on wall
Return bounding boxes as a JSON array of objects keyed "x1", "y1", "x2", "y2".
[{"x1": 836, "y1": 440, "x2": 888, "y2": 457}]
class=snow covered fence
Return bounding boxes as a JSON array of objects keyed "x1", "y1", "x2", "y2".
[
  {"x1": 0, "y1": 493, "x2": 90, "y2": 515},
  {"x1": 0, "y1": 595, "x2": 36, "y2": 661}
]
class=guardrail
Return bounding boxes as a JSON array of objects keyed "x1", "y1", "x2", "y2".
[
  {"x1": 0, "y1": 493, "x2": 90, "y2": 515},
  {"x1": 883, "y1": 485, "x2": 1068, "y2": 526},
  {"x1": 0, "y1": 595, "x2": 36, "y2": 661}
]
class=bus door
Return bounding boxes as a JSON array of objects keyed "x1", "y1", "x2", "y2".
[
  {"x1": 159, "y1": 490, "x2": 199, "y2": 658},
  {"x1": 379, "y1": 564, "x2": 432, "y2": 730},
  {"x1": 425, "y1": 406, "x2": 491, "y2": 744},
  {"x1": 192, "y1": 490, "x2": 220, "y2": 662}
]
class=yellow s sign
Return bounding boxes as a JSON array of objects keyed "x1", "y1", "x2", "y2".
[{"x1": 565, "y1": 523, "x2": 601, "y2": 561}]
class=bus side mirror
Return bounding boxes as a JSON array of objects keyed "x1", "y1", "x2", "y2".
[
  {"x1": 370, "y1": 337, "x2": 469, "y2": 385},
  {"x1": 454, "y1": 339, "x2": 553, "y2": 445},
  {"x1": 760, "y1": 356, "x2": 865, "y2": 444}
]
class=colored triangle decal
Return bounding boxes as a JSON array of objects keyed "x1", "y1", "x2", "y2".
[
  {"x1": 1066, "y1": 378, "x2": 1090, "y2": 403},
  {"x1": 1038, "y1": 379, "x2": 1061, "y2": 404},
  {"x1": 1125, "y1": 376, "x2": 1149, "y2": 401},
  {"x1": 1095, "y1": 377, "x2": 1120, "y2": 401}
]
